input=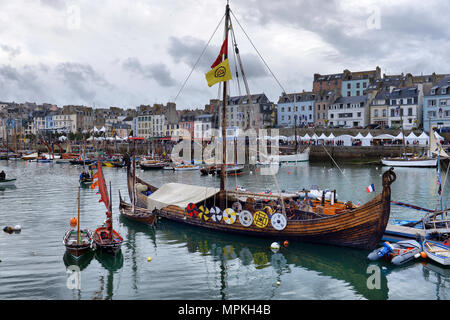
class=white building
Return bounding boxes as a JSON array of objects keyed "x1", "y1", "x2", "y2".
[{"x1": 328, "y1": 96, "x2": 369, "y2": 128}]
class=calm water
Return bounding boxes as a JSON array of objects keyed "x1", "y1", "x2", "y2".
[{"x1": 0, "y1": 160, "x2": 449, "y2": 300}]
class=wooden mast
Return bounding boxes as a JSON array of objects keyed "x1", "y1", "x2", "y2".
[
  {"x1": 77, "y1": 186, "x2": 81, "y2": 245},
  {"x1": 220, "y1": 2, "x2": 230, "y2": 193}
]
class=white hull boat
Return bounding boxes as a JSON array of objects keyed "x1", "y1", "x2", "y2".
[
  {"x1": 0, "y1": 178, "x2": 16, "y2": 186},
  {"x1": 381, "y1": 158, "x2": 437, "y2": 167}
]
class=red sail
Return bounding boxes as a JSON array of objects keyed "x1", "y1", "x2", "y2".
[{"x1": 95, "y1": 160, "x2": 111, "y2": 213}]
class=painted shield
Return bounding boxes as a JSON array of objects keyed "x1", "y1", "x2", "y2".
[
  {"x1": 223, "y1": 208, "x2": 237, "y2": 225},
  {"x1": 210, "y1": 206, "x2": 222, "y2": 222},
  {"x1": 271, "y1": 213, "x2": 287, "y2": 231},
  {"x1": 232, "y1": 201, "x2": 243, "y2": 213},
  {"x1": 198, "y1": 205, "x2": 211, "y2": 221},
  {"x1": 253, "y1": 211, "x2": 269, "y2": 228},
  {"x1": 239, "y1": 210, "x2": 253, "y2": 227},
  {"x1": 186, "y1": 203, "x2": 199, "y2": 218}
]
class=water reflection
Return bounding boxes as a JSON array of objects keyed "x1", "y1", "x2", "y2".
[
  {"x1": 422, "y1": 262, "x2": 450, "y2": 300},
  {"x1": 155, "y1": 219, "x2": 389, "y2": 300},
  {"x1": 63, "y1": 250, "x2": 94, "y2": 271}
]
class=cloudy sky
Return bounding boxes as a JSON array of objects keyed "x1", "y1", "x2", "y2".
[{"x1": 0, "y1": 0, "x2": 449, "y2": 110}]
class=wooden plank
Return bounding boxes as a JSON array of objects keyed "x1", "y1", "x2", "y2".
[{"x1": 384, "y1": 224, "x2": 426, "y2": 238}]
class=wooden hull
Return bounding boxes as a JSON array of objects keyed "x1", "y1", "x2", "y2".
[
  {"x1": 93, "y1": 227, "x2": 123, "y2": 255},
  {"x1": 423, "y1": 240, "x2": 450, "y2": 266},
  {"x1": 119, "y1": 196, "x2": 156, "y2": 225},
  {"x1": 139, "y1": 169, "x2": 396, "y2": 250},
  {"x1": 140, "y1": 163, "x2": 165, "y2": 170},
  {"x1": 63, "y1": 229, "x2": 93, "y2": 259}
]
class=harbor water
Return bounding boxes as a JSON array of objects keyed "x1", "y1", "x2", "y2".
[{"x1": 0, "y1": 160, "x2": 449, "y2": 300}]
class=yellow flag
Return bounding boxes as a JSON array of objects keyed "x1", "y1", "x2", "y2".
[{"x1": 205, "y1": 58, "x2": 232, "y2": 87}]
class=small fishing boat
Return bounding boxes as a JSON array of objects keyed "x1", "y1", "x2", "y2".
[
  {"x1": 0, "y1": 178, "x2": 16, "y2": 186},
  {"x1": 63, "y1": 187, "x2": 93, "y2": 259},
  {"x1": 173, "y1": 164, "x2": 200, "y2": 171},
  {"x1": 22, "y1": 152, "x2": 38, "y2": 160},
  {"x1": 140, "y1": 160, "x2": 166, "y2": 170},
  {"x1": 423, "y1": 239, "x2": 450, "y2": 266},
  {"x1": 91, "y1": 159, "x2": 123, "y2": 255},
  {"x1": 119, "y1": 138, "x2": 157, "y2": 225},
  {"x1": 367, "y1": 240, "x2": 422, "y2": 265}
]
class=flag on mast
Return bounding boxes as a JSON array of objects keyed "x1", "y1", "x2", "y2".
[
  {"x1": 366, "y1": 184, "x2": 375, "y2": 193},
  {"x1": 205, "y1": 36, "x2": 232, "y2": 87}
]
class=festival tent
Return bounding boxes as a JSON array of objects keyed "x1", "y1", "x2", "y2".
[
  {"x1": 58, "y1": 136, "x2": 67, "y2": 141},
  {"x1": 416, "y1": 132, "x2": 429, "y2": 145},
  {"x1": 311, "y1": 133, "x2": 319, "y2": 141},
  {"x1": 405, "y1": 132, "x2": 418, "y2": 144},
  {"x1": 393, "y1": 132, "x2": 404, "y2": 140},
  {"x1": 334, "y1": 134, "x2": 353, "y2": 146},
  {"x1": 301, "y1": 133, "x2": 311, "y2": 141},
  {"x1": 373, "y1": 134, "x2": 395, "y2": 140},
  {"x1": 326, "y1": 133, "x2": 335, "y2": 140}
]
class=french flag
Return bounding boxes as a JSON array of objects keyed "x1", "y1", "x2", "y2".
[{"x1": 366, "y1": 184, "x2": 375, "y2": 193}]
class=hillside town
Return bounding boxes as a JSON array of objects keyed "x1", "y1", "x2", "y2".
[{"x1": 1, "y1": 67, "x2": 450, "y2": 142}]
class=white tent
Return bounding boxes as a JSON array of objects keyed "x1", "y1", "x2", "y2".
[
  {"x1": 311, "y1": 133, "x2": 319, "y2": 140},
  {"x1": 334, "y1": 134, "x2": 353, "y2": 146},
  {"x1": 416, "y1": 132, "x2": 429, "y2": 146},
  {"x1": 326, "y1": 133, "x2": 335, "y2": 140},
  {"x1": 405, "y1": 132, "x2": 418, "y2": 144},
  {"x1": 301, "y1": 133, "x2": 311, "y2": 141},
  {"x1": 435, "y1": 131, "x2": 445, "y2": 142},
  {"x1": 318, "y1": 133, "x2": 327, "y2": 140},
  {"x1": 353, "y1": 132, "x2": 365, "y2": 140},
  {"x1": 58, "y1": 136, "x2": 67, "y2": 141},
  {"x1": 373, "y1": 134, "x2": 395, "y2": 140},
  {"x1": 93, "y1": 127, "x2": 99, "y2": 133},
  {"x1": 99, "y1": 126, "x2": 106, "y2": 133},
  {"x1": 394, "y1": 132, "x2": 404, "y2": 140}
]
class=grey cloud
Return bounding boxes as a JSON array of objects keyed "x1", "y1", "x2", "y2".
[
  {"x1": 55, "y1": 62, "x2": 113, "y2": 102},
  {"x1": 0, "y1": 44, "x2": 21, "y2": 60},
  {"x1": 122, "y1": 57, "x2": 177, "y2": 87},
  {"x1": 167, "y1": 36, "x2": 268, "y2": 79}
]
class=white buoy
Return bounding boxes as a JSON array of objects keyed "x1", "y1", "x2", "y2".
[{"x1": 270, "y1": 242, "x2": 280, "y2": 252}]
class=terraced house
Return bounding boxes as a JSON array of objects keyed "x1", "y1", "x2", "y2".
[
  {"x1": 277, "y1": 92, "x2": 316, "y2": 127},
  {"x1": 386, "y1": 86, "x2": 423, "y2": 130},
  {"x1": 328, "y1": 95, "x2": 369, "y2": 128},
  {"x1": 423, "y1": 76, "x2": 450, "y2": 132}
]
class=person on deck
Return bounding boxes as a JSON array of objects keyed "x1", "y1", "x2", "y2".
[{"x1": 0, "y1": 170, "x2": 5, "y2": 181}]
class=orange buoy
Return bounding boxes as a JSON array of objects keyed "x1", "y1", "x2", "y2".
[
  {"x1": 70, "y1": 217, "x2": 77, "y2": 228},
  {"x1": 283, "y1": 240, "x2": 289, "y2": 247},
  {"x1": 420, "y1": 251, "x2": 427, "y2": 259}
]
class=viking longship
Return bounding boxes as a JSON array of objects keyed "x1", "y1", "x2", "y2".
[
  {"x1": 125, "y1": 2, "x2": 397, "y2": 250},
  {"x1": 91, "y1": 159, "x2": 123, "y2": 255},
  {"x1": 119, "y1": 137, "x2": 157, "y2": 225}
]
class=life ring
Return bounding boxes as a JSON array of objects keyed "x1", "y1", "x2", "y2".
[
  {"x1": 271, "y1": 213, "x2": 287, "y2": 231},
  {"x1": 186, "y1": 203, "x2": 199, "y2": 218},
  {"x1": 232, "y1": 202, "x2": 243, "y2": 213},
  {"x1": 239, "y1": 210, "x2": 253, "y2": 227},
  {"x1": 253, "y1": 211, "x2": 269, "y2": 228},
  {"x1": 223, "y1": 208, "x2": 237, "y2": 225},
  {"x1": 210, "y1": 206, "x2": 222, "y2": 222},
  {"x1": 264, "y1": 206, "x2": 275, "y2": 215},
  {"x1": 198, "y1": 205, "x2": 211, "y2": 222}
]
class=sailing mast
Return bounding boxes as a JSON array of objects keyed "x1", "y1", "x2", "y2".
[
  {"x1": 220, "y1": 2, "x2": 230, "y2": 193},
  {"x1": 77, "y1": 186, "x2": 81, "y2": 245}
]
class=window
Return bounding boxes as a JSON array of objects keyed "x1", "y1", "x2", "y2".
[
  {"x1": 363, "y1": 82, "x2": 367, "y2": 88},
  {"x1": 374, "y1": 110, "x2": 379, "y2": 117},
  {"x1": 357, "y1": 112, "x2": 361, "y2": 117},
  {"x1": 356, "y1": 91, "x2": 360, "y2": 96},
  {"x1": 428, "y1": 99, "x2": 437, "y2": 106},
  {"x1": 356, "y1": 83, "x2": 360, "y2": 89},
  {"x1": 407, "y1": 98, "x2": 413, "y2": 105},
  {"x1": 408, "y1": 108, "x2": 413, "y2": 116},
  {"x1": 391, "y1": 109, "x2": 395, "y2": 117},
  {"x1": 382, "y1": 109, "x2": 386, "y2": 117},
  {"x1": 347, "y1": 83, "x2": 351, "y2": 89},
  {"x1": 347, "y1": 92, "x2": 351, "y2": 97}
]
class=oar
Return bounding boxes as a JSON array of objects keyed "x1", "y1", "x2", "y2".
[{"x1": 391, "y1": 200, "x2": 434, "y2": 213}]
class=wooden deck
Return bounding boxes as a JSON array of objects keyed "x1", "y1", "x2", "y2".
[{"x1": 383, "y1": 224, "x2": 426, "y2": 242}]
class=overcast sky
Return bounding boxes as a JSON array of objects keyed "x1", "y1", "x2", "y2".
[{"x1": 0, "y1": 0, "x2": 449, "y2": 110}]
